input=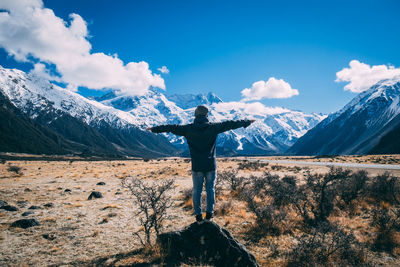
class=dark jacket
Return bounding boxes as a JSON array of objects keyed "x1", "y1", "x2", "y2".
[{"x1": 151, "y1": 116, "x2": 252, "y2": 172}]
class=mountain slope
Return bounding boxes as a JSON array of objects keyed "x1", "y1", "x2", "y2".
[
  {"x1": 369, "y1": 114, "x2": 400, "y2": 154},
  {"x1": 288, "y1": 78, "x2": 400, "y2": 155},
  {"x1": 0, "y1": 92, "x2": 70, "y2": 155},
  {"x1": 0, "y1": 66, "x2": 179, "y2": 157}
]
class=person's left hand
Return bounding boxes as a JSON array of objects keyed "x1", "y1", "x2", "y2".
[
  {"x1": 146, "y1": 127, "x2": 152, "y2": 131},
  {"x1": 250, "y1": 119, "x2": 256, "y2": 123}
]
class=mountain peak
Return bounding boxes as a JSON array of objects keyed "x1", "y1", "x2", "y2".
[
  {"x1": 166, "y1": 92, "x2": 223, "y2": 109},
  {"x1": 289, "y1": 77, "x2": 400, "y2": 155}
]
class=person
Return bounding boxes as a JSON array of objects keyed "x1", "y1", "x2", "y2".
[{"x1": 147, "y1": 105, "x2": 255, "y2": 222}]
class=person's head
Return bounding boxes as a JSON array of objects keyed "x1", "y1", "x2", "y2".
[{"x1": 194, "y1": 105, "x2": 208, "y2": 117}]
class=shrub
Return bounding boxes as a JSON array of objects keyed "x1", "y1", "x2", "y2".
[
  {"x1": 181, "y1": 188, "x2": 193, "y2": 202},
  {"x1": 237, "y1": 160, "x2": 267, "y2": 171},
  {"x1": 122, "y1": 177, "x2": 174, "y2": 246},
  {"x1": 336, "y1": 170, "x2": 368, "y2": 207},
  {"x1": 255, "y1": 168, "x2": 352, "y2": 226},
  {"x1": 371, "y1": 207, "x2": 400, "y2": 254},
  {"x1": 287, "y1": 222, "x2": 365, "y2": 267},
  {"x1": 216, "y1": 200, "x2": 233, "y2": 216},
  {"x1": 368, "y1": 172, "x2": 400, "y2": 205},
  {"x1": 7, "y1": 165, "x2": 22, "y2": 174},
  {"x1": 218, "y1": 169, "x2": 249, "y2": 192},
  {"x1": 265, "y1": 174, "x2": 299, "y2": 208}
]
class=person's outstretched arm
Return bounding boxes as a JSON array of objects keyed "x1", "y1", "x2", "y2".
[
  {"x1": 147, "y1": 124, "x2": 187, "y2": 136},
  {"x1": 213, "y1": 119, "x2": 255, "y2": 134}
]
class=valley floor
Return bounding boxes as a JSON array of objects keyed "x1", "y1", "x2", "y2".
[{"x1": 0, "y1": 155, "x2": 399, "y2": 266}]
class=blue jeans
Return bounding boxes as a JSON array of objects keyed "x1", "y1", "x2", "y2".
[{"x1": 192, "y1": 170, "x2": 216, "y2": 215}]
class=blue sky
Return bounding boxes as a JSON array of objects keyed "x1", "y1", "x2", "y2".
[{"x1": 1, "y1": 0, "x2": 400, "y2": 114}]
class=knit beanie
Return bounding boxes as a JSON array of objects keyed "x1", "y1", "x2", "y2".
[{"x1": 194, "y1": 105, "x2": 209, "y2": 117}]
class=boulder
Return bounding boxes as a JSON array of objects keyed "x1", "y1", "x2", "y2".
[
  {"x1": 22, "y1": 211, "x2": 34, "y2": 216},
  {"x1": 88, "y1": 191, "x2": 103, "y2": 200},
  {"x1": 1, "y1": 205, "x2": 18, "y2": 211},
  {"x1": 43, "y1": 203, "x2": 54, "y2": 208},
  {"x1": 96, "y1": 182, "x2": 106, "y2": 186},
  {"x1": 0, "y1": 200, "x2": 8, "y2": 206},
  {"x1": 157, "y1": 221, "x2": 259, "y2": 267},
  {"x1": 10, "y1": 218, "x2": 40, "y2": 229},
  {"x1": 28, "y1": 205, "x2": 41, "y2": 210}
]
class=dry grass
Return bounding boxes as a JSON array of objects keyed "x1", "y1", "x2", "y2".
[{"x1": 0, "y1": 156, "x2": 399, "y2": 266}]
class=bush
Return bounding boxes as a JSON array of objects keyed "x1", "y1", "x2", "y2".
[
  {"x1": 7, "y1": 165, "x2": 22, "y2": 174},
  {"x1": 368, "y1": 172, "x2": 400, "y2": 205},
  {"x1": 122, "y1": 177, "x2": 174, "y2": 246},
  {"x1": 237, "y1": 160, "x2": 267, "y2": 171},
  {"x1": 265, "y1": 174, "x2": 299, "y2": 208},
  {"x1": 287, "y1": 222, "x2": 365, "y2": 267},
  {"x1": 371, "y1": 207, "x2": 400, "y2": 254},
  {"x1": 242, "y1": 176, "x2": 288, "y2": 236},
  {"x1": 215, "y1": 200, "x2": 233, "y2": 216},
  {"x1": 336, "y1": 170, "x2": 368, "y2": 209},
  {"x1": 253, "y1": 168, "x2": 353, "y2": 226},
  {"x1": 218, "y1": 169, "x2": 249, "y2": 192}
]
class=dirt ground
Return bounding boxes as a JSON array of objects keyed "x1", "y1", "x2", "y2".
[{"x1": 0, "y1": 156, "x2": 399, "y2": 266}]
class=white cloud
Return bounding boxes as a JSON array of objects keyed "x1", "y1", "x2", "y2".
[
  {"x1": 157, "y1": 66, "x2": 169, "y2": 74},
  {"x1": 241, "y1": 77, "x2": 299, "y2": 101},
  {"x1": 0, "y1": 0, "x2": 165, "y2": 95},
  {"x1": 336, "y1": 60, "x2": 400, "y2": 93}
]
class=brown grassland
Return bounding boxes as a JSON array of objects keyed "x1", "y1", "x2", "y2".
[{"x1": 0, "y1": 155, "x2": 400, "y2": 266}]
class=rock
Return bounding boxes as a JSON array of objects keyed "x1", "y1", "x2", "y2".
[
  {"x1": 10, "y1": 218, "x2": 40, "y2": 229},
  {"x1": 88, "y1": 191, "x2": 103, "y2": 200},
  {"x1": 0, "y1": 200, "x2": 8, "y2": 206},
  {"x1": 22, "y1": 211, "x2": 34, "y2": 216},
  {"x1": 42, "y1": 233, "x2": 56, "y2": 240},
  {"x1": 24, "y1": 188, "x2": 32, "y2": 192},
  {"x1": 107, "y1": 212, "x2": 118, "y2": 218},
  {"x1": 157, "y1": 221, "x2": 259, "y2": 267},
  {"x1": 64, "y1": 189, "x2": 71, "y2": 193},
  {"x1": 17, "y1": 200, "x2": 28, "y2": 208},
  {"x1": 115, "y1": 191, "x2": 122, "y2": 195},
  {"x1": 28, "y1": 205, "x2": 41, "y2": 210},
  {"x1": 43, "y1": 203, "x2": 54, "y2": 208},
  {"x1": 99, "y1": 218, "x2": 108, "y2": 224},
  {"x1": 1, "y1": 205, "x2": 18, "y2": 211},
  {"x1": 96, "y1": 182, "x2": 106, "y2": 186}
]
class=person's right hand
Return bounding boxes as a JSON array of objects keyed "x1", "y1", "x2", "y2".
[{"x1": 250, "y1": 119, "x2": 256, "y2": 123}]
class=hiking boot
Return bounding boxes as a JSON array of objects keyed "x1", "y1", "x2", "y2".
[
  {"x1": 196, "y1": 214, "x2": 203, "y2": 222},
  {"x1": 205, "y1": 212, "x2": 213, "y2": 220}
]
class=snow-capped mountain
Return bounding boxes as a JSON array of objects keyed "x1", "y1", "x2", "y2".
[
  {"x1": 288, "y1": 77, "x2": 400, "y2": 155},
  {"x1": 167, "y1": 92, "x2": 223, "y2": 109},
  {"x1": 95, "y1": 88, "x2": 325, "y2": 155},
  {"x1": 0, "y1": 65, "x2": 325, "y2": 156},
  {"x1": 0, "y1": 66, "x2": 178, "y2": 157}
]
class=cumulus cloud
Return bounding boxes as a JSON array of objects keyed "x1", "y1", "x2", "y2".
[
  {"x1": 0, "y1": 0, "x2": 165, "y2": 95},
  {"x1": 336, "y1": 60, "x2": 400, "y2": 93},
  {"x1": 157, "y1": 66, "x2": 169, "y2": 74},
  {"x1": 241, "y1": 77, "x2": 299, "y2": 101}
]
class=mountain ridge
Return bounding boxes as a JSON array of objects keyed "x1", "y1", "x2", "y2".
[{"x1": 288, "y1": 77, "x2": 400, "y2": 155}]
